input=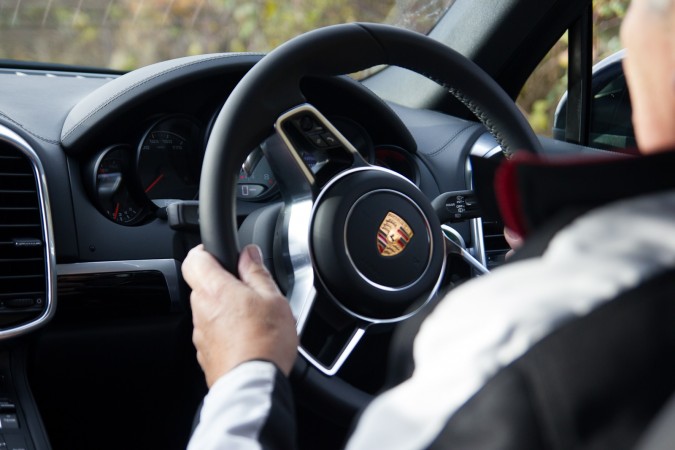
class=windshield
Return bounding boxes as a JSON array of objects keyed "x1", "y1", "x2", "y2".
[{"x1": 0, "y1": 0, "x2": 455, "y2": 71}]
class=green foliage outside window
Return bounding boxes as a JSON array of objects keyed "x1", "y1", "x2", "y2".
[
  {"x1": 517, "y1": 0, "x2": 629, "y2": 136},
  {"x1": 0, "y1": 0, "x2": 452, "y2": 70}
]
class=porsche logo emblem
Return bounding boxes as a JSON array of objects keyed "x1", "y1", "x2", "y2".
[{"x1": 376, "y1": 212, "x2": 414, "y2": 257}]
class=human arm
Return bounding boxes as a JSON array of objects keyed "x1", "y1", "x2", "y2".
[
  {"x1": 182, "y1": 244, "x2": 298, "y2": 449},
  {"x1": 187, "y1": 360, "x2": 297, "y2": 450}
]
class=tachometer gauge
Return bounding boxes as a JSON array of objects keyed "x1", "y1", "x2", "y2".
[
  {"x1": 138, "y1": 116, "x2": 202, "y2": 204},
  {"x1": 94, "y1": 146, "x2": 149, "y2": 225},
  {"x1": 374, "y1": 145, "x2": 419, "y2": 184}
]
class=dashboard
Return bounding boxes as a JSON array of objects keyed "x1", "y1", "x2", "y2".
[
  {"x1": 0, "y1": 52, "x2": 613, "y2": 309},
  {"x1": 0, "y1": 52, "x2": 611, "y2": 275}
]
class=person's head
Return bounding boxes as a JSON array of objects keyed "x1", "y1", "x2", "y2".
[{"x1": 621, "y1": 0, "x2": 675, "y2": 153}]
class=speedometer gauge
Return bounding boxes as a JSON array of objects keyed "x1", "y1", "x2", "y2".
[{"x1": 138, "y1": 116, "x2": 202, "y2": 204}]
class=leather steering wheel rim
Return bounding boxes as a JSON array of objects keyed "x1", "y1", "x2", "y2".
[{"x1": 199, "y1": 23, "x2": 541, "y2": 415}]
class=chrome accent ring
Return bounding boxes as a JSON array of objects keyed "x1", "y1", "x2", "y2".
[{"x1": 0, "y1": 124, "x2": 57, "y2": 339}]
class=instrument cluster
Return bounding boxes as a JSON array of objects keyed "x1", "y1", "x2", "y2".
[{"x1": 86, "y1": 113, "x2": 418, "y2": 226}]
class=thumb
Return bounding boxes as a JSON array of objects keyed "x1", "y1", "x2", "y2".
[{"x1": 238, "y1": 244, "x2": 282, "y2": 298}]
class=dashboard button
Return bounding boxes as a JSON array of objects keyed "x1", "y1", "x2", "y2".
[
  {"x1": 0, "y1": 402, "x2": 15, "y2": 413},
  {"x1": 321, "y1": 132, "x2": 338, "y2": 146},
  {"x1": 0, "y1": 414, "x2": 18, "y2": 429},
  {"x1": 308, "y1": 134, "x2": 327, "y2": 148}
]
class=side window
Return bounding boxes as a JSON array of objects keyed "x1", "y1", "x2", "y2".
[
  {"x1": 552, "y1": 53, "x2": 636, "y2": 150},
  {"x1": 517, "y1": 0, "x2": 632, "y2": 150}
]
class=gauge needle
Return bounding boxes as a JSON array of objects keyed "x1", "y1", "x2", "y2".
[
  {"x1": 113, "y1": 202, "x2": 120, "y2": 221},
  {"x1": 145, "y1": 173, "x2": 165, "y2": 193},
  {"x1": 242, "y1": 147, "x2": 263, "y2": 177}
]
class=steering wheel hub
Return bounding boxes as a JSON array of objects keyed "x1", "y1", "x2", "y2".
[{"x1": 311, "y1": 168, "x2": 445, "y2": 321}]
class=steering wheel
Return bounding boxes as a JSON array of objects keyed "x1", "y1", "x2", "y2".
[{"x1": 199, "y1": 23, "x2": 541, "y2": 416}]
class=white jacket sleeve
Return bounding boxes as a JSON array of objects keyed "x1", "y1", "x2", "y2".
[{"x1": 188, "y1": 360, "x2": 296, "y2": 450}]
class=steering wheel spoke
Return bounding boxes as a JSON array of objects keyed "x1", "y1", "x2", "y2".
[
  {"x1": 269, "y1": 104, "x2": 370, "y2": 192},
  {"x1": 299, "y1": 324, "x2": 367, "y2": 377}
]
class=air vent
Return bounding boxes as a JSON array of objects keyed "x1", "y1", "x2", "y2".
[
  {"x1": 482, "y1": 219, "x2": 510, "y2": 270},
  {"x1": 0, "y1": 126, "x2": 55, "y2": 335}
]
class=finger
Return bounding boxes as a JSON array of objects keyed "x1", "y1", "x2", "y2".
[
  {"x1": 182, "y1": 245, "x2": 240, "y2": 296},
  {"x1": 182, "y1": 244, "x2": 207, "y2": 286},
  {"x1": 504, "y1": 226, "x2": 523, "y2": 250},
  {"x1": 238, "y1": 244, "x2": 283, "y2": 298}
]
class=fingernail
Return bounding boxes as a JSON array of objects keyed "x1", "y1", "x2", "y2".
[
  {"x1": 504, "y1": 227, "x2": 521, "y2": 242},
  {"x1": 246, "y1": 245, "x2": 263, "y2": 265}
]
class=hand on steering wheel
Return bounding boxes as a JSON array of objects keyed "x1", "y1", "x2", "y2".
[{"x1": 183, "y1": 244, "x2": 298, "y2": 386}]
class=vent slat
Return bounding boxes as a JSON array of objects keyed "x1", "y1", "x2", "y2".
[
  {"x1": 482, "y1": 219, "x2": 510, "y2": 269},
  {"x1": 0, "y1": 179, "x2": 36, "y2": 190},
  {"x1": 0, "y1": 291, "x2": 43, "y2": 299},
  {"x1": 0, "y1": 274, "x2": 43, "y2": 281},
  {"x1": 0, "y1": 258, "x2": 42, "y2": 262},
  {"x1": 0, "y1": 224, "x2": 41, "y2": 228},
  {"x1": 0, "y1": 258, "x2": 45, "y2": 277}
]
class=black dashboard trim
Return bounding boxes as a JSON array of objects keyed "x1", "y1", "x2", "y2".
[
  {"x1": 61, "y1": 53, "x2": 264, "y2": 153},
  {"x1": 56, "y1": 259, "x2": 183, "y2": 311}
]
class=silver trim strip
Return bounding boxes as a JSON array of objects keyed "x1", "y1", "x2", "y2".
[
  {"x1": 283, "y1": 200, "x2": 316, "y2": 334},
  {"x1": 471, "y1": 216, "x2": 488, "y2": 268},
  {"x1": 0, "y1": 124, "x2": 57, "y2": 339},
  {"x1": 469, "y1": 132, "x2": 502, "y2": 159},
  {"x1": 468, "y1": 132, "x2": 502, "y2": 267},
  {"x1": 442, "y1": 225, "x2": 489, "y2": 275},
  {"x1": 267, "y1": 108, "x2": 319, "y2": 335},
  {"x1": 440, "y1": 224, "x2": 466, "y2": 249},
  {"x1": 57, "y1": 259, "x2": 183, "y2": 310},
  {"x1": 298, "y1": 327, "x2": 366, "y2": 376},
  {"x1": 274, "y1": 109, "x2": 317, "y2": 187}
]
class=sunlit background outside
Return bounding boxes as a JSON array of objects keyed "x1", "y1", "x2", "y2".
[
  {"x1": 0, "y1": 0, "x2": 628, "y2": 137},
  {"x1": 0, "y1": 0, "x2": 453, "y2": 68}
]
